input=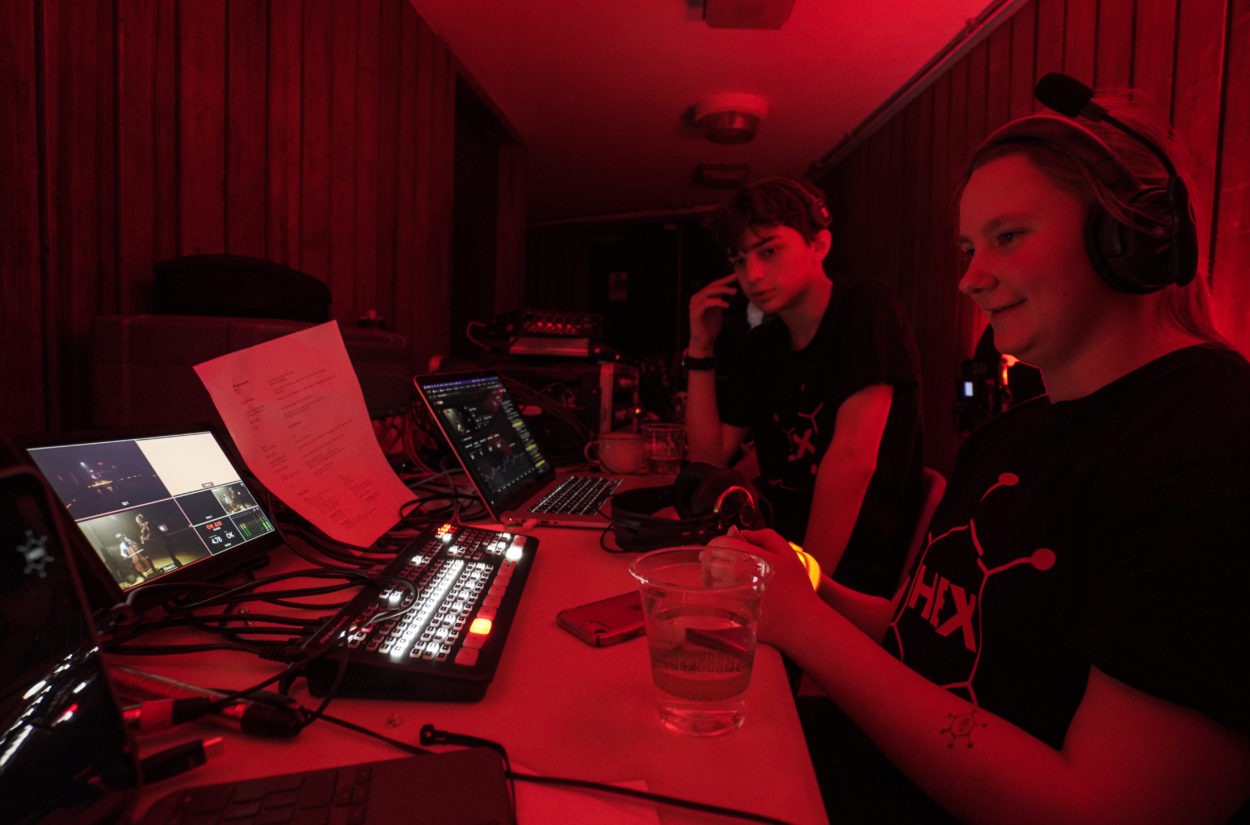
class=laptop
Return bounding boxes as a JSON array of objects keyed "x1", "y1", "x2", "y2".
[
  {"x1": 20, "y1": 424, "x2": 287, "y2": 614},
  {"x1": 1, "y1": 463, "x2": 140, "y2": 825},
  {"x1": 0, "y1": 463, "x2": 517, "y2": 825},
  {"x1": 414, "y1": 371, "x2": 651, "y2": 527}
]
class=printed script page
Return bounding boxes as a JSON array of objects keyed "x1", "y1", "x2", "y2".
[{"x1": 194, "y1": 321, "x2": 412, "y2": 547}]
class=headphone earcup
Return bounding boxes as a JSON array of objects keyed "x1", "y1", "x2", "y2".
[
  {"x1": 607, "y1": 467, "x2": 760, "y2": 552},
  {"x1": 1084, "y1": 187, "x2": 1177, "y2": 294},
  {"x1": 607, "y1": 482, "x2": 721, "y2": 552},
  {"x1": 808, "y1": 192, "x2": 831, "y2": 229},
  {"x1": 688, "y1": 469, "x2": 762, "y2": 529},
  {"x1": 672, "y1": 462, "x2": 721, "y2": 519},
  {"x1": 606, "y1": 485, "x2": 680, "y2": 552},
  {"x1": 799, "y1": 182, "x2": 831, "y2": 230}
]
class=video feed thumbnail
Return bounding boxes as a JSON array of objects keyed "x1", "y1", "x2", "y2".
[{"x1": 29, "y1": 441, "x2": 169, "y2": 521}]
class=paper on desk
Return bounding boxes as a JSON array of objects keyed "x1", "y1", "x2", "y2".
[{"x1": 193, "y1": 320, "x2": 412, "y2": 547}]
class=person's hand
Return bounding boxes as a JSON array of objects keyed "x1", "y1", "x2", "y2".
[
  {"x1": 688, "y1": 273, "x2": 739, "y2": 354},
  {"x1": 707, "y1": 527, "x2": 822, "y2": 649}
]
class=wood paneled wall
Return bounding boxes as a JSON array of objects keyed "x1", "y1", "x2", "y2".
[
  {"x1": 815, "y1": 0, "x2": 1249, "y2": 476},
  {"x1": 1, "y1": 0, "x2": 521, "y2": 436}
]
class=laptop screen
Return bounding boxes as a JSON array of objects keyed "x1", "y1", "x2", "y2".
[
  {"x1": 415, "y1": 372, "x2": 554, "y2": 515},
  {"x1": 23, "y1": 428, "x2": 281, "y2": 607}
]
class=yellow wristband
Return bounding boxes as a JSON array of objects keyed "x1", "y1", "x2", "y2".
[{"x1": 788, "y1": 541, "x2": 822, "y2": 591}]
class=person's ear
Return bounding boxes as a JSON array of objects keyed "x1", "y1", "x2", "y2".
[{"x1": 812, "y1": 228, "x2": 832, "y2": 262}]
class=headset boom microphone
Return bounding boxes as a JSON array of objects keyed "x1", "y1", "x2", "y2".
[{"x1": 1032, "y1": 72, "x2": 1197, "y2": 288}]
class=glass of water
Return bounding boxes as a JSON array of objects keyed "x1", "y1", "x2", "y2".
[{"x1": 629, "y1": 545, "x2": 772, "y2": 736}]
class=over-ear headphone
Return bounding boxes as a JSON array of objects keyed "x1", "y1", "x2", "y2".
[
  {"x1": 794, "y1": 178, "x2": 832, "y2": 230},
  {"x1": 979, "y1": 73, "x2": 1198, "y2": 294},
  {"x1": 603, "y1": 462, "x2": 764, "y2": 552}
]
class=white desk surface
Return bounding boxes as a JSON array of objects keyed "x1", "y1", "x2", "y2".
[{"x1": 121, "y1": 523, "x2": 830, "y2": 825}]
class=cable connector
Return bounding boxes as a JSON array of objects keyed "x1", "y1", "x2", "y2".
[
  {"x1": 419, "y1": 723, "x2": 455, "y2": 746},
  {"x1": 256, "y1": 642, "x2": 307, "y2": 662},
  {"x1": 139, "y1": 737, "x2": 224, "y2": 783},
  {"x1": 124, "y1": 697, "x2": 215, "y2": 733},
  {"x1": 419, "y1": 724, "x2": 494, "y2": 749},
  {"x1": 419, "y1": 724, "x2": 510, "y2": 763}
]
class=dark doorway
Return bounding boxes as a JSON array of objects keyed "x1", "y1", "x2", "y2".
[{"x1": 450, "y1": 77, "x2": 505, "y2": 357}]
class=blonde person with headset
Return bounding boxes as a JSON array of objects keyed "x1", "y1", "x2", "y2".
[
  {"x1": 686, "y1": 176, "x2": 925, "y2": 599},
  {"x1": 713, "y1": 77, "x2": 1250, "y2": 825}
]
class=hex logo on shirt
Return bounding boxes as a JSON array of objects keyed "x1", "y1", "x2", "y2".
[{"x1": 886, "y1": 473, "x2": 1056, "y2": 704}]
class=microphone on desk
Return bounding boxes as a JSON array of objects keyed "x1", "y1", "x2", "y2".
[{"x1": 110, "y1": 665, "x2": 304, "y2": 739}]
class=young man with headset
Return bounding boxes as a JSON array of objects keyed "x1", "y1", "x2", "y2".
[
  {"x1": 685, "y1": 176, "x2": 924, "y2": 597},
  {"x1": 717, "y1": 78, "x2": 1250, "y2": 824}
]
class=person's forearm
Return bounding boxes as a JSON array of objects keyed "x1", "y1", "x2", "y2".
[
  {"x1": 685, "y1": 368, "x2": 727, "y2": 466},
  {"x1": 803, "y1": 384, "x2": 892, "y2": 576},
  {"x1": 802, "y1": 452, "x2": 874, "y2": 573},
  {"x1": 778, "y1": 605, "x2": 1118, "y2": 825}
]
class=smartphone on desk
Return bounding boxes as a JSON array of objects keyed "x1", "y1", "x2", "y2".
[{"x1": 556, "y1": 591, "x2": 645, "y2": 647}]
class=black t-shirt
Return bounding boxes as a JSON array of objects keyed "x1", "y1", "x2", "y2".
[
  {"x1": 719, "y1": 280, "x2": 924, "y2": 595},
  {"x1": 803, "y1": 347, "x2": 1250, "y2": 824},
  {"x1": 884, "y1": 346, "x2": 1250, "y2": 750}
]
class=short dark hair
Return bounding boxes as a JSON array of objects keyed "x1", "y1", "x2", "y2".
[{"x1": 706, "y1": 176, "x2": 831, "y2": 254}]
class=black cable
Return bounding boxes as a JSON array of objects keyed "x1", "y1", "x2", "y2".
[
  {"x1": 291, "y1": 656, "x2": 348, "y2": 731},
  {"x1": 282, "y1": 529, "x2": 378, "y2": 569},
  {"x1": 160, "y1": 569, "x2": 372, "y2": 612},
  {"x1": 396, "y1": 469, "x2": 488, "y2": 526},
  {"x1": 118, "y1": 569, "x2": 358, "y2": 617},
  {"x1": 102, "y1": 569, "x2": 375, "y2": 655},
  {"x1": 118, "y1": 610, "x2": 313, "y2": 634},
  {"x1": 507, "y1": 771, "x2": 797, "y2": 825},
  {"x1": 170, "y1": 652, "x2": 320, "y2": 719},
  {"x1": 105, "y1": 607, "x2": 313, "y2": 652},
  {"x1": 314, "y1": 711, "x2": 432, "y2": 755},
  {"x1": 186, "y1": 617, "x2": 315, "y2": 638},
  {"x1": 105, "y1": 641, "x2": 262, "y2": 656}
]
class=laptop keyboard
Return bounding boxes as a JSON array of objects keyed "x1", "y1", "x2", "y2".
[
  {"x1": 533, "y1": 475, "x2": 620, "y2": 515},
  {"x1": 139, "y1": 761, "x2": 375, "y2": 824}
]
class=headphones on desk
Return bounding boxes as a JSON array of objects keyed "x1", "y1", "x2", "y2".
[{"x1": 603, "y1": 462, "x2": 765, "y2": 552}]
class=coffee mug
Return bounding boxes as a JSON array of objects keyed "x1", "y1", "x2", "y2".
[{"x1": 584, "y1": 432, "x2": 644, "y2": 474}]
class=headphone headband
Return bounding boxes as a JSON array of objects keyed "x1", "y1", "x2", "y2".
[
  {"x1": 982, "y1": 115, "x2": 1144, "y2": 198},
  {"x1": 746, "y1": 176, "x2": 831, "y2": 231}
]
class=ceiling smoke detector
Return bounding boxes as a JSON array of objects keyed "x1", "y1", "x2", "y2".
[{"x1": 694, "y1": 93, "x2": 770, "y2": 144}]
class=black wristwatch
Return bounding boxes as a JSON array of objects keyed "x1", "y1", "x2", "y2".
[{"x1": 682, "y1": 350, "x2": 716, "y2": 372}]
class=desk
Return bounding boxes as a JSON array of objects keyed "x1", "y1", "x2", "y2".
[{"x1": 120, "y1": 524, "x2": 830, "y2": 825}]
